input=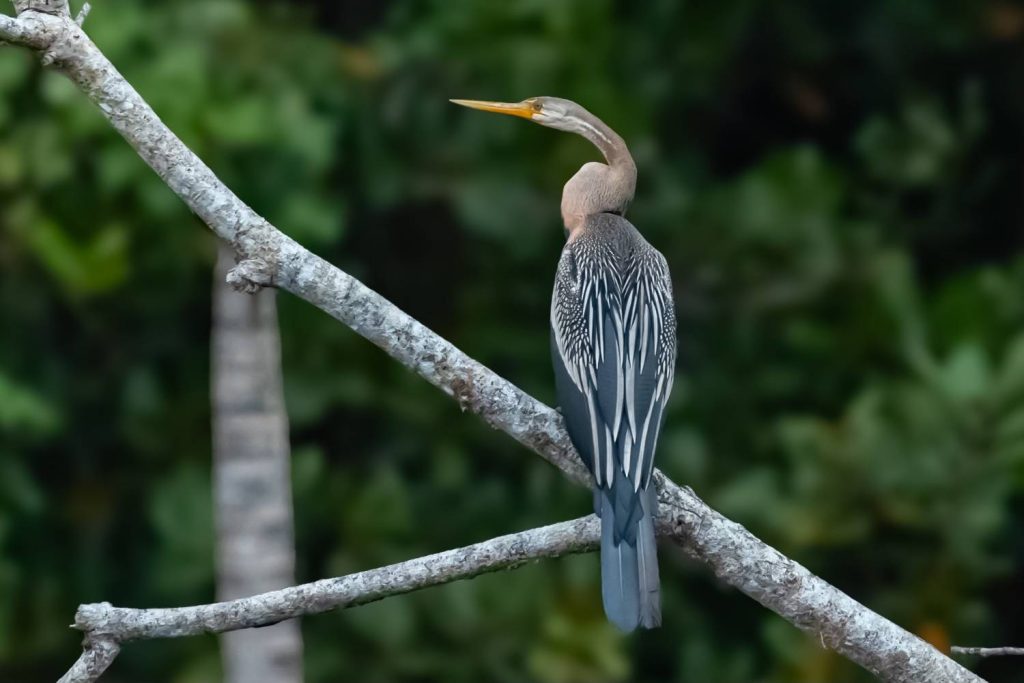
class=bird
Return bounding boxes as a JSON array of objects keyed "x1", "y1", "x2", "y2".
[{"x1": 451, "y1": 97, "x2": 677, "y2": 631}]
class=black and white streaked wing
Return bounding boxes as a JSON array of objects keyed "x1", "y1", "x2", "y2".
[
  {"x1": 552, "y1": 214, "x2": 677, "y2": 502},
  {"x1": 550, "y1": 239, "x2": 624, "y2": 491},
  {"x1": 620, "y1": 248, "x2": 676, "y2": 491}
]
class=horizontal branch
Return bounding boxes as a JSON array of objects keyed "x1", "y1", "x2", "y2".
[
  {"x1": 12, "y1": 0, "x2": 70, "y2": 16},
  {"x1": 0, "y1": 8, "x2": 985, "y2": 683},
  {"x1": 58, "y1": 516, "x2": 597, "y2": 682},
  {"x1": 952, "y1": 646, "x2": 1024, "y2": 657},
  {"x1": 77, "y1": 516, "x2": 597, "y2": 640}
]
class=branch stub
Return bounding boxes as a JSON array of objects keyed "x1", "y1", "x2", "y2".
[{"x1": 227, "y1": 258, "x2": 274, "y2": 294}]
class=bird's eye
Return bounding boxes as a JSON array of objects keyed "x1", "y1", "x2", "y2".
[{"x1": 532, "y1": 101, "x2": 543, "y2": 112}]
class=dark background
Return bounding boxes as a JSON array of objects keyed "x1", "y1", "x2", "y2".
[{"x1": 2, "y1": 0, "x2": 1024, "y2": 681}]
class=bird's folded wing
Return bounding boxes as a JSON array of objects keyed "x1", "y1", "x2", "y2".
[
  {"x1": 621, "y1": 250, "x2": 676, "y2": 490},
  {"x1": 551, "y1": 235, "x2": 676, "y2": 494}
]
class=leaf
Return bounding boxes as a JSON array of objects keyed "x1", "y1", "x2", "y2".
[
  {"x1": 0, "y1": 455, "x2": 45, "y2": 513},
  {"x1": 0, "y1": 373, "x2": 60, "y2": 436},
  {"x1": 276, "y1": 193, "x2": 345, "y2": 246},
  {"x1": 21, "y1": 217, "x2": 130, "y2": 295},
  {"x1": 995, "y1": 334, "x2": 1024, "y2": 403},
  {"x1": 935, "y1": 342, "x2": 991, "y2": 405},
  {"x1": 203, "y1": 97, "x2": 276, "y2": 146},
  {"x1": 149, "y1": 464, "x2": 214, "y2": 596},
  {"x1": 870, "y1": 249, "x2": 931, "y2": 369}
]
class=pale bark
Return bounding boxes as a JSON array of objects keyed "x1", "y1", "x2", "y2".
[
  {"x1": 55, "y1": 637, "x2": 119, "y2": 683},
  {"x1": 212, "y1": 243, "x2": 303, "y2": 683},
  {"x1": 952, "y1": 647, "x2": 1024, "y2": 657},
  {"x1": 58, "y1": 517, "x2": 599, "y2": 683},
  {"x1": 0, "y1": 6, "x2": 987, "y2": 683}
]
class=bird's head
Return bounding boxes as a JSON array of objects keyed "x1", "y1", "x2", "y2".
[
  {"x1": 451, "y1": 96, "x2": 637, "y2": 225},
  {"x1": 450, "y1": 97, "x2": 596, "y2": 136}
]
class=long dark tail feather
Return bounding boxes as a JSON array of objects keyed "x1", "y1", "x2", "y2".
[
  {"x1": 600, "y1": 487, "x2": 661, "y2": 632},
  {"x1": 600, "y1": 494, "x2": 640, "y2": 632},
  {"x1": 637, "y1": 487, "x2": 661, "y2": 628}
]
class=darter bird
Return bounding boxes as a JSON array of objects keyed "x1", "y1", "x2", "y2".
[{"x1": 451, "y1": 97, "x2": 677, "y2": 631}]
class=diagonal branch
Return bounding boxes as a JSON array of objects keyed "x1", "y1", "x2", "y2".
[
  {"x1": 56, "y1": 637, "x2": 119, "y2": 683},
  {"x1": 58, "y1": 517, "x2": 599, "y2": 683},
  {"x1": 1, "y1": 7, "x2": 985, "y2": 683}
]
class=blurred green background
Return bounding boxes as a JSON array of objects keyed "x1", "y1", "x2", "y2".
[{"x1": 2, "y1": 0, "x2": 1024, "y2": 681}]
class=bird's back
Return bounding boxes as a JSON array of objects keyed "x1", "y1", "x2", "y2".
[
  {"x1": 550, "y1": 212, "x2": 676, "y2": 631},
  {"x1": 551, "y1": 212, "x2": 676, "y2": 488}
]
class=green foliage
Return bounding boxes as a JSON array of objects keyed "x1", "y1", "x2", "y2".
[
  {"x1": 0, "y1": 372, "x2": 60, "y2": 436},
  {"x1": 2, "y1": 0, "x2": 1024, "y2": 681}
]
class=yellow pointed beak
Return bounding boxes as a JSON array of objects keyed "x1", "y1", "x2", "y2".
[{"x1": 450, "y1": 98, "x2": 536, "y2": 120}]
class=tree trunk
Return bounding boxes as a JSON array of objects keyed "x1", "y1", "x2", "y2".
[{"x1": 211, "y1": 242, "x2": 303, "y2": 683}]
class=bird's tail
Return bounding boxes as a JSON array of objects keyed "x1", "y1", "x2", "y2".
[{"x1": 598, "y1": 486, "x2": 661, "y2": 632}]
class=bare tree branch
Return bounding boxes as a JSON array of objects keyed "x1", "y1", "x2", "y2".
[
  {"x1": 953, "y1": 647, "x2": 1024, "y2": 657},
  {"x1": 62, "y1": 517, "x2": 600, "y2": 683},
  {"x1": 11, "y1": 0, "x2": 68, "y2": 16},
  {"x1": 76, "y1": 516, "x2": 598, "y2": 638},
  {"x1": 73, "y1": 2, "x2": 89, "y2": 26},
  {"x1": 56, "y1": 637, "x2": 119, "y2": 683},
  {"x1": 0, "y1": 11, "x2": 39, "y2": 45},
  {"x1": 0, "y1": 7, "x2": 986, "y2": 683}
]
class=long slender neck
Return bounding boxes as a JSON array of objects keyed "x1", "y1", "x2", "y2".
[
  {"x1": 560, "y1": 110, "x2": 638, "y2": 231},
  {"x1": 573, "y1": 109, "x2": 637, "y2": 184}
]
